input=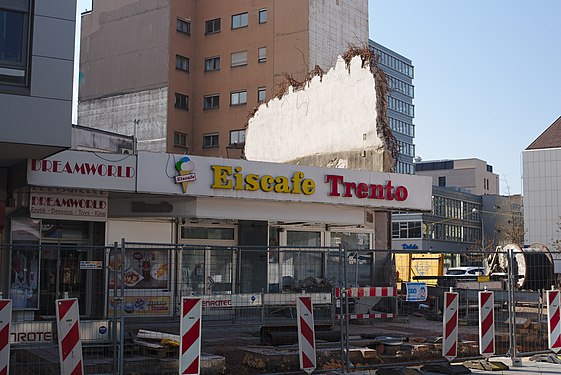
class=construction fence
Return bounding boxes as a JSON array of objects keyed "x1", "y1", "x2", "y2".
[{"x1": 0, "y1": 242, "x2": 560, "y2": 374}]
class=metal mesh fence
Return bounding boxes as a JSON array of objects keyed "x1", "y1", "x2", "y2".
[{"x1": 1, "y1": 242, "x2": 558, "y2": 374}]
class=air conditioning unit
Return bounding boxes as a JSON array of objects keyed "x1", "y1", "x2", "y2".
[{"x1": 119, "y1": 147, "x2": 133, "y2": 154}]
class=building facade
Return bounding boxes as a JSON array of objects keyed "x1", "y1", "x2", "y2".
[
  {"x1": 3, "y1": 149, "x2": 431, "y2": 321},
  {"x1": 392, "y1": 186, "x2": 482, "y2": 258},
  {"x1": 1, "y1": 0, "x2": 76, "y2": 238},
  {"x1": 414, "y1": 158, "x2": 499, "y2": 196},
  {"x1": 78, "y1": 0, "x2": 368, "y2": 157},
  {"x1": 523, "y1": 116, "x2": 561, "y2": 255},
  {"x1": 369, "y1": 40, "x2": 415, "y2": 175}
]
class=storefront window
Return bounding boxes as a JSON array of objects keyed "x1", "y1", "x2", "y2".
[
  {"x1": 180, "y1": 247, "x2": 233, "y2": 295},
  {"x1": 10, "y1": 218, "x2": 40, "y2": 310},
  {"x1": 328, "y1": 232, "x2": 372, "y2": 286},
  {"x1": 280, "y1": 231, "x2": 322, "y2": 291}
]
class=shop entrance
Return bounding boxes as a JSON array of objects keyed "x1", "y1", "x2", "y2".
[
  {"x1": 39, "y1": 243, "x2": 86, "y2": 316},
  {"x1": 179, "y1": 224, "x2": 237, "y2": 295}
]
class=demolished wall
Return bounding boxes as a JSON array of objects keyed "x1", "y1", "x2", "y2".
[{"x1": 244, "y1": 50, "x2": 396, "y2": 173}]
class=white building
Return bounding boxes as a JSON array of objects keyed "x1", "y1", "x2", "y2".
[{"x1": 522, "y1": 116, "x2": 561, "y2": 254}]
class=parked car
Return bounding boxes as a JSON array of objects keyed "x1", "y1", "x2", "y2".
[{"x1": 445, "y1": 266, "x2": 485, "y2": 277}]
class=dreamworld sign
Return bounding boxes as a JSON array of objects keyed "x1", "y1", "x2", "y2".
[
  {"x1": 137, "y1": 152, "x2": 432, "y2": 211},
  {"x1": 27, "y1": 150, "x2": 137, "y2": 192}
]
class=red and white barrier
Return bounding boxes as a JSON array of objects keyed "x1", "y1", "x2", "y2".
[
  {"x1": 56, "y1": 298, "x2": 83, "y2": 375},
  {"x1": 0, "y1": 300, "x2": 12, "y2": 375},
  {"x1": 478, "y1": 291, "x2": 495, "y2": 358},
  {"x1": 335, "y1": 287, "x2": 396, "y2": 298},
  {"x1": 296, "y1": 296, "x2": 316, "y2": 374},
  {"x1": 335, "y1": 313, "x2": 395, "y2": 320},
  {"x1": 180, "y1": 297, "x2": 202, "y2": 375},
  {"x1": 442, "y1": 292, "x2": 459, "y2": 361},
  {"x1": 547, "y1": 289, "x2": 561, "y2": 353}
]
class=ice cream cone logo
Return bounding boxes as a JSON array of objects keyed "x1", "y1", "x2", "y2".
[{"x1": 175, "y1": 157, "x2": 196, "y2": 193}]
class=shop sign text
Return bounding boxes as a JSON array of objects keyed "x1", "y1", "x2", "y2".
[
  {"x1": 211, "y1": 165, "x2": 316, "y2": 195},
  {"x1": 209, "y1": 165, "x2": 409, "y2": 202},
  {"x1": 30, "y1": 159, "x2": 135, "y2": 178},
  {"x1": 30, "y1": 188, "x2": 108, "y2": 222}
]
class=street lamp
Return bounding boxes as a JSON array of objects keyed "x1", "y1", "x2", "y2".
[{"x1": 472, "y1": 208, "x2": 484, "y2": 251}]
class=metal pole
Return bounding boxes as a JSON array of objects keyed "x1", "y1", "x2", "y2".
[
  {"x1": 508, "y1": 246, "x2": 521, "y2": 367},
  {"x1": 119, "y1": 239, "x2": 126, "y2": 375},
  {"x1": 338, "y1": 244, "x2": 345, "y2": 374},
  {"x1": 112, "y1": 243, "x2": 118, "y2": 375},
  {"x1": 343, "y1": 246, "x2": 350, "y2": 372}
]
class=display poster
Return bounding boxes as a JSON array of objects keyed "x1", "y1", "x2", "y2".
[
  {"x1": 107, "y1": 294, "x2": 172, "y2": 317},
  {"x1": 10, "y1": 218, "x2": 41, "y2": 310},
  {"x1": 405, "y1": 282, "x2": 428, "y2": 302},
  {"x1": 108, "y1": 248, "x2": 170, "y2": 290}
]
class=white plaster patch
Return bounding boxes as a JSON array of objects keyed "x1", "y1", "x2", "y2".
[{"x1": 244, "y1": 55, "x2": 381, "y2": 163}]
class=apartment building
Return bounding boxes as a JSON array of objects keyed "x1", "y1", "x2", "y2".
[
  {"x1": 78, "y1": 0, "x2": 368, "y2": 157},
  {"x1": 369, "y1": 40, "x2": 415, "y2": 175}
]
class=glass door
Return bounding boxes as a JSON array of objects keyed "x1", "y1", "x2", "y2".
[{"x1": 179, "y1": 224, "x2": 237, "y2": 295}]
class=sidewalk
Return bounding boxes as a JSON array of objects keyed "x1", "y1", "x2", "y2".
[
  {"x1": 327, "y1": 356, "x2": 561, "y2": 375},
  {"x1": 468, "y1": 356, "x2": 561, "y2": 375}
]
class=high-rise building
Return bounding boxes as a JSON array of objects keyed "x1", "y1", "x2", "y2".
[
  {"x1": 78, "y1": 0, "x2": 368, "y2": 157},
  {"x1": 0, "y1": 0, "x2": 76, "y2": 239},
  {"x1": 369, "y1": 40, "x2": 415, "y2": 174}
]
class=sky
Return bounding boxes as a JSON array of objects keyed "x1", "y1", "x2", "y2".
[
  {"x1": 74, "y1": 1, "x2": 561, "y2": 195},
  {"x1": 368, "y1": 1, "x2": 561, "y2": 195}
]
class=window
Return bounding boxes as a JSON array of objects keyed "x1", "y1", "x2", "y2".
[
  {"x1": 205, "y1": 18, "x2": 220, "y2": 34},
  {"x1": 174, "y1": 132, "x2": 188, "y2": 148},
  {"x1": 203, "y1": 133, "x2": 219, "y2": 148},
  {"x1": 203, "y1": 94, "x2": 220, "y2": 110},
  {"x1": 174, "y1": 93, "x2": 188, "y2": 110},
  {"x1": 258, "y1": 47, "x2": 266, "y2": 63},
  {"x1": 176, "y1": 18, "x2": 190, "y2": 34},
  {"x1": 231, "y1": 12, "x2": 248, "y2": 29},
  {"x1": 257, "y1": 87, "x2": 266, "y2": 102},
  {"x1": 204, "y1": 56, "x2": 220, "y2": 71},
  {"x1": 175, "y1": 55, "x2": 189, "y2": 72},
  {"x1": 0, "y1": 2, "x2": 31, "y2": 86},
  {"x1": 259, "y1": 9, "x2": 267, "y2": 23},
  {"x1": 230, "y1": 90, "x2": 247, "y2": 106},
  {"x1": 230, "y1": 129, "x2": 245, "y2": 145},
  {"x1": 231, "y1": 51, "x2": 247, "y2": 67},
  {"x1": 391, "y1": 221, "x2": 421, "y2": 239},
  {"x1": 438, "y1": 176, "x2": 446, "y2": 187}
]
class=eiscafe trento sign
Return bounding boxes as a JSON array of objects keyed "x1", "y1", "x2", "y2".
[
  {"x1": 138, "y1": 152, "x2": 432, "y2": 211},
  {"x1": 30, "y1": 187, "x2": 108, "y2": 222},
  {"x1": 27, "y1": 150, "x2": 136, "y2": 192}
]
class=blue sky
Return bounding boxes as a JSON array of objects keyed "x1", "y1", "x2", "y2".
[
  {"x1": 75, "y1": 1, "x2": 561, "y2": 195},
  {"x1": 369, "y1": 1, "x2": 561, "y2": 194}
]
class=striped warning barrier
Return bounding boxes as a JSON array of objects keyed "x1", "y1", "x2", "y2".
[
  {"x1": 442, "y1": 292, "x2": 459, "y2": 361},
  {"x1": 296, "y1": 296, "x2": 316, "y2": 374},
  {"x1": 547, "y1": 289, "x2": 561, "y2": 353},
  {"x1": 0, "y1": 299, "x2": 12, "y2": 375},
  {"x1": 335, "y1": 287, "x2": 396, "y2": 298},
  {"x1": 56, "y1": 298, "x2": 83, "y2": 375},
  {"x1": 335, "y1": 313, "x2": 395, "y2": 320},
  {"x1": 478, "y1": 291, "x2": 495, "y2": 358},
  {"x1": 180, "y1": 297, "x2": 202, "y2": 375}
]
